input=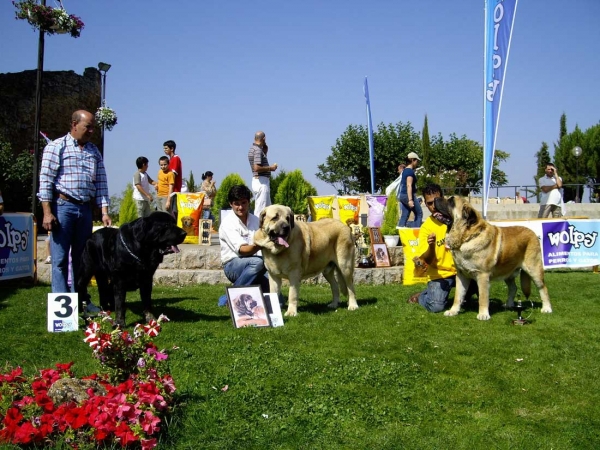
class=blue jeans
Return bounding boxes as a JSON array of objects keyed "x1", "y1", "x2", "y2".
[
  {"x1": 202, "y1": 208, "x2": 214, "y2": 220},
  {"x1": 217, "y1": 256, "x2": 270, "y2": 306},
  {"x1": 417, "y1": 276, "x2": 478, "y2": 313},
  {"x1": 397, "y1": 193, "x2": 423, "y2": 228},
  {"x1": 50, "y1": 198, "x2": 93, "y2": 294}
]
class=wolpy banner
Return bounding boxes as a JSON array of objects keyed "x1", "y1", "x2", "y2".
[
  {"x1": 483, "y1": 0, "x2": 518, "y2": 218},
  {"x1": 493, "y1": 219, "x2": 600, "y2": 269},
  {"x1": 541, "y1": 220, "x2": 599, "y2": 268}
]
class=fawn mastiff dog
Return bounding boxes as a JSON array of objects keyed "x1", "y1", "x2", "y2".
[
  {"x1": 254, "y1": 205, "x2": 358, "y2": 316},
  {"x1": 434, "y1": 196, "x2": 552, "y2": 320}
]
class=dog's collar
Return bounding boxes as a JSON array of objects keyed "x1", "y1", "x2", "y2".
[{"x1": 119, "y1": 231, "x2": 142, "y2": 263}]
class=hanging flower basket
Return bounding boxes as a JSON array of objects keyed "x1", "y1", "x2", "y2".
[
  {"x1": 13, "y1": 0, "x2": 84, "y2": 38},
  {"x1": 95, "y1": 106, "x2": 118, "y2": 131}
]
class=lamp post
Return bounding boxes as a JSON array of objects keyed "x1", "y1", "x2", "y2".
[
  {"x1": 97, "y1": 62, "x2": 111, "y2": 157},
  {"x1": 572, "y1": 146, "x2": 582, "y2": 203},
  {"x1": 31, "y1": 0, "x2": 47, "y2": 214}
]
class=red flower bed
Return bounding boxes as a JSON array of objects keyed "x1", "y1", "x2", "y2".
[{"x1": 0, "y1": 314, "x2": 175, "y2": 449}]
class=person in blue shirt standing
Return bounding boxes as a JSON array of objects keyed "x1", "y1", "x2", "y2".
[
  {"x1": 397, "y1": 152, "x2": 423, "y2": 228},
  {"x1": 38, "y1": 110, "x2": 111, "y2": 315}
]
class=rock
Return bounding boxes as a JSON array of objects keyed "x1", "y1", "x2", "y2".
[{"x1": 47, "y1": 378, "x2": 106, "y2": 405}]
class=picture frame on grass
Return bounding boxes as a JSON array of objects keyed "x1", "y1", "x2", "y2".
[{"x1": 227, "y1": 285, "x2": 271, "y2": 328}]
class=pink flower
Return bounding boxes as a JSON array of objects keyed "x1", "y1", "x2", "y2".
[
  {"x1": 160, "y1": 375, "x2": 176, "y2": 394},
  {"x1": 146, "y1": 347, "x2": 168, "y2": 361},
  {"x1": 141, "y1": 437, "x2": 158, "y2": 450},
  {"x1": 140, "y1": 411, "x2": 161, "y2": 434}
]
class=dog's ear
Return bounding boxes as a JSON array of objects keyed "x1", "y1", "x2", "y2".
[
  {"x1": 462, "y1": 203, "x2": 478, "y2": 228},
  {"x1": 287, "y1": 209, "x2": 295, "y2": 229},
  {"x1": 259, "y1": 209, "x2": 267, "y2": 228},
  {"x1": 130, "y1": 217, "x2": 146, "y2": 242}
]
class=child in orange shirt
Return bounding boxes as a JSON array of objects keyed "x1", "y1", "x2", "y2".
[{"x1": 156, "y1": 156, "x2": 175, "y2": 212}]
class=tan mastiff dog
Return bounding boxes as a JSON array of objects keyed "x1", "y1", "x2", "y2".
[
  {"x1": 254, "y1": 205, "x2": 358, "y2": 316},
  {"x1": 434, "y1": 196, "x2": 552, "y2": 320}
]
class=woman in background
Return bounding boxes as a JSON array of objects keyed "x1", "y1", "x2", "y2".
[{"x1": 201, "y1": 171, "x2": 217, "y2": 220}]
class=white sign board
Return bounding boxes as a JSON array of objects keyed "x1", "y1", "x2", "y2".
[
  {"x1": 47, "y1": 293, "x2": 79, "y2": 332},
  {"x1": 264, "y1": 293, "x2": 284, "y2": 327}
]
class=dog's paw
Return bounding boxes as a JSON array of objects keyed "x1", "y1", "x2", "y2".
[
  {"x1": 347, "y1": 303, "x2": 359, "y2": 311},
  {"x1": 284, "y1": 310, "x2": 298, "y2": 317},
  {"x1": 541, "y1": 306, "x2": 552, "y2": 313},
  {"x1": 504, "y1": 301, "x2": 515, "y2": 309},
  {"x1": 327, "y1": 301, "x2": 339, "y2": 309},
  {"x1": 476, "y1": 312, "x2": 491, "y2": 320},
  {"x1": 444, "y1": 309, "x2": 459, "y2": 317}
]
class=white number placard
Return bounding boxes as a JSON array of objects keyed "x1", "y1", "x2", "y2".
[{"x1": 47, "y1": 293, "x2": 79, "y2": 332}]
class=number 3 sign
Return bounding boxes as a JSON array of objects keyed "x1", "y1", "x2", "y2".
[{"x1": 47, "y1": 293, "x2": 79, "y2": 332}]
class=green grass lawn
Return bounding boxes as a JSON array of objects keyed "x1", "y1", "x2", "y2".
[{"x1": 1, "y1": 271, "x2": 600, "y2": 449}]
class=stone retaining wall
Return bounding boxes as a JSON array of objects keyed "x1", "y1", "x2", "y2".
[{"x1": 35, "y1": 241, "x2": 405, "y2": 287}]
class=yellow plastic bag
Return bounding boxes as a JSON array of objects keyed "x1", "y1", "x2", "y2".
[
  {"x1": 337, "y1": 196, "x2": 361, "y2": 225},
  {"x1": 176, "y1": 192, "x2": 205, "y2": 244},
  {"x1": 308, "y1": 196, "x2": 334, "y2": 221},
  {"x1": 398, "y1": 228, "x2": 428, "y2": 285}
]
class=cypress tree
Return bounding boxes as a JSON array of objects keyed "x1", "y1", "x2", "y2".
[{"x1": 421, "y1": 114, "x2": 431, "y2": 172}]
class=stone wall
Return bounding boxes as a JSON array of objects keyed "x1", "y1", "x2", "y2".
[{"x1": 0, "y1": 67, "x2": 102, "y2": 153}]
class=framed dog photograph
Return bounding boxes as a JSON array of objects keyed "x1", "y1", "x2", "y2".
[
  {"x1": 226, "y1": 286, "x2": 271, "y2": 328},
  {"x1": 372, "y1": 243, "x2": 390, "y2": 267},
  {"x1": 368, "y1": 227, "x2": 384, "y2": 244}
]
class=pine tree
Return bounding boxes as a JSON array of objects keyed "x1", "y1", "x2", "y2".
[
  {"x1": 558, "y1": 112, "x2": 567, "y2": 146},
  {"x1": 186, "y1": 171, "x2": 197, "y2": 192}
]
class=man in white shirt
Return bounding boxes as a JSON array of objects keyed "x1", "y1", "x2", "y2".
[
  {"x1": 538, "y1": 163, "x2": 564, "y2": 218},
  {"x1": 217, "y1": 184, "x2": 269, "y2": 306}
]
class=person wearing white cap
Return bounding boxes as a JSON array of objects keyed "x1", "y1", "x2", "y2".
[{"x1": 397, "y1": 152, "x2": 423, "y2": 228}]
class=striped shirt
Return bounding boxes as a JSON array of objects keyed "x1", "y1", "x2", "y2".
[
  {"x1": 38, "y1": 133, "x2": 110, "y2": 208},
  {"x1": 248, "y1": 144, "x2": 270, "y2": 178}
]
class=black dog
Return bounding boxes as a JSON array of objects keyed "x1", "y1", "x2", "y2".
[{"x1": 77, "y1": 212, "x2": 187, "y2": 327}]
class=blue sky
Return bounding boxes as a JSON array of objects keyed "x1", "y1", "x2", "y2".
[{"x1": 1, "y1": 0, "x2": 599, "y2": 200}]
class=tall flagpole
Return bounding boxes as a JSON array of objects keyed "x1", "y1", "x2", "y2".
[{"x1": 363, "y1": 77, "x2": 375, "y2": 194}]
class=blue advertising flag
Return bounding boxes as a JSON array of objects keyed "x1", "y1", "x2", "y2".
[
  {"x1": 483, "y1": 0, "x2": 518, "y2": 218},
  {"x1": 363, "y1": 77, "x2": 375, "y2": 194}
]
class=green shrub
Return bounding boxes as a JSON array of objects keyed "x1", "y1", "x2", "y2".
[
  {"x1": 118, "y1": 183, "x2": 137, "y2": 224},
  {"x1": 273, "y1": 170, "x2": 317, "y2": 215},
  {"x1": 211, "y1": 173, "x2": 247, "y2": 230},
  {"x1": 380, "y1": 197, "x2": 399, "y2": 235},
  {"x1": 269, "y1": 169, "x2": 287, "y2": 204}
]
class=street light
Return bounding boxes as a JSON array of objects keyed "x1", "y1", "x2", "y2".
[
  {"x1": 572, "y1": 146, "x2": 582, "y2": 203},
  {"x1": 97, "y1": 62, "x2": 111, "y2": 157}
]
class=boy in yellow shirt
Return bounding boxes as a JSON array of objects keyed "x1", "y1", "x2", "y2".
[
  {"x1": 407, "y1": 183, "x2": 477, "y2": 312},
  {"x1": 156, "y1": 156, "x2": 175, "y2": 213}
]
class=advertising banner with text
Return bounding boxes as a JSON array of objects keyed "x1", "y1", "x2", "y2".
[
  {"x1": 492, "y1": 219, "x2": 599, "y2": 269},
  {"x1": 0, "y1": 213, "x2": 36, "y2": 280}
]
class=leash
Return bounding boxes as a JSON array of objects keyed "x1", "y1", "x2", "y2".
[{"x1": 119, "y1": 231, "x2": 142, "y2": 263}]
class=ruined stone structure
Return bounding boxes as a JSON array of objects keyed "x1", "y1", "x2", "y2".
[{"x1": 0, "y1": 67, "x2": 102, "y2": 154}]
